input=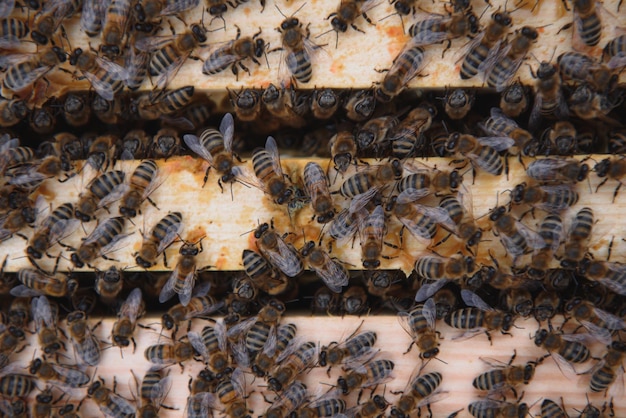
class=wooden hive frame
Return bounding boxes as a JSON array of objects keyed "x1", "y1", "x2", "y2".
[{"x1": 0, "y1": 0, "x2": 625, "y2": 416}]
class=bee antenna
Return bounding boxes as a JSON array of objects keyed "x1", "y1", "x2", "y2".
[
  {"x1": 315, "y1": 28, "x2": 334, "y2": 39},
  {"x1": 274, "y1": 4, "x2": 287, "y2": 18}
]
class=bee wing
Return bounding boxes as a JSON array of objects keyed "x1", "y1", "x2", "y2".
[
  {"x1": 477, "y1": 39, "x2": 504, "y2": 77},
  {"x1": 155, "y1": 53, "x2": 190, "y2": 90},
  {"x1": 187, "y1": 331, "x2": 209, "y2": 360},
  {"x1": 476, "y1": 136, "x2": 516, "y2": 152},
  {"x1": 82, "y1": 218, "x2": 119, "y2": 246},
  {"x1": 232, "y1": 367, "x2": 246, "y2": 397},
  {"x1": 579, "y1": 321, "x2": 613, "y2": 345},
  {"x1": 95, "y1": 56, "x2": 129, "y2": 81},
  {"x1": 215, "y1": 319, "x2": 228, "y2": 352},
  {"x1": 183, "y1": 133, "x2": 215, "y2": 164},
  {"x1": 330, "y1": 209, "x2": 362, "y2": 246},
  {"x1": 135, "y1": 35, "x2": 178, "y2": 52},
  {"x1": 349, "y1": 187, "x2": 380, "y2": 214},
  {"x1": 415, "y1": 279, "x2": 451, "y2": 302},
  {"x1": 6, "y1": 64, "x2": 54, "y2": 92},
  {"x1": 534, "y1": 184, "x2": 578, "y2": 212},
  {"x1": 32, "y1": 295, "x2": 55, "y2": 329},
  {"x1": 265, "y1": 136, "x2": 284, "y2": 178},
  {"x1": 220, "y1": 113, "x2": 235, "y2": 153},
  {"x1": 119, "y1": 288, "x2": 143, "y2": 324},
  {"x1": 202, "y1": 43, "x2": 238, "y2": 74},
  {"x1": 158, "y1": 269, "x2": 178, "y2": 304},
  {"x1": 389, "y1": 39, "x2": 426, "y2": 86},
  {"x1": 10, "y1": 284, "x2": 43, "y2": 297},
  {"x1": 76, "y1": 334, "x2": 100, "y2": 367},
  {"x1": 592, "y1": 306, "x2": 626, "y2": 330},
  {"x1": 411, "y1": 29, "x2": 451, "y2": 47},
  {"x1": 156, "y1": 221, "x2": 183, "y2": 255},
  {"x1": 270, "y1": 238, "x2": 303, "y2": 277},
  {"x1": 359, "y1": 205, "x2": 385, "y2": 243},
  {"x1": 526, "y1": 158, "x2": 570, "y2": 182},
  {"x1": 99, "y1": 392, "x2": 135, "y2": 417},
  {"x1": 0, "y1": 133, "x2": 19, "y2": 151},
  {"x1": 231, "y1": 165, "x2": 265, "y2": 191},
  {"x1": 311, "y1": 257, "x2": 349, "y2": 293},
  {"x1": 80, "y1": 0, "x2": 108, "y2": 33},
  {"x1": 515, "y1": 221, "x2": 547, "y2": 250},
  {"x1": 460, "y1": 289, "x2": 495, "y2": 311},
  {"x1": 0, "y1": 0, "x2": 14, "y2": 18},
  {"x1": 226, "y1": 316, "x2": 257, "y2": 340},
  {"x1": 80, "y1": 71, "x2": 118, "y2": 102},
  {"x1": 494, "y1": 58, "x2": 524, "y2": 93},
  {"x1": 179, "y1": 270, "x2": 196, "y2": 306},
  {"x1": 415, "y1": 204, "x2": 456, "y2": 231},
  {"x1": 47, "y1": 218, "x2": 80, "y2": 247},
  {"x1": 549, "y1": 351, "x2": 579, "y2": 378},
  {"x1": 160, "y1": 0, "x2": 199, "y2": 15},
  {"x1": 51, "y1": 363, "x2": 90, "y2": 388},
  {"x1": 598, "y1": 277, "x2": 626, "y2": 296},
  {"x1": 397, "y1": 188, "x2": 430, "y2": 204},
  {"x1": 456, "y1": 30, "x2": 485, "y2": 63}
]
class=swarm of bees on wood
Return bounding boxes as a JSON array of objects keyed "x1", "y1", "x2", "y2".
[{"x1": 0, "y1": 0, "x2": 625, "y2": 416}]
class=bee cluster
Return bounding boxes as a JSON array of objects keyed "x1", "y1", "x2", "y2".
[{"x1": 0, "y1": 0, "x2": 626, "y2": 416}]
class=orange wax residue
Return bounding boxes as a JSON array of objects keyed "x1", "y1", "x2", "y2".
[
  {"x1": 214, "y1": 252, "x2": 228, "y2": 270},
  {"x1": 33, "y1": 183, "x2": 55, "y2": 201},
  {"x1": 330, "y1": 60, "x2": 345, "y2": 74},
  {"x1": 243, "y1": 7, "x2": 251, "y2": 16},
  {"x1": 187, "y1": 227, "x2": 207, "y2": 243}
]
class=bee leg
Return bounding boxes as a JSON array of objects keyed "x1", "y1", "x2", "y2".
[
  {"x1": 202, "y1": 166, "x2": 212, "y2": 187},
  {"x1": 484, "y1": 330, "x2": 493, "y2": 345},
  {"x1": 441, "y1": 40, "x2": 452, "y2": 59},
  {"x1": 403, "y1": 340, "x2": 415, "y2": 354},
  {"x1": 557, "y1": 22, "x2": 573, "y2": 35},
  {"x1": 146, "y1": 196, "x2": 159, "y2": 210},
  {"x1": 612, "y1": 182, "x2": 622, "y2": 203}
]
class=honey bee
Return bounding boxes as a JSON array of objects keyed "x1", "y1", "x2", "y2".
[
  {"x1": 184, "y1": 113, "x2": 241, "y2": 188},
  {"x1": 236, "y1": 136, "x2": 294, "y2": 205},
  {"x1": 390, "y1": 189, "x2": 456, "y2": 244},
  {"x1": 30, "y1": 0, "x2": 81, "y2": 45},
  {"x1": 99, "y1": 0, "x2": 132, "y2": 57},
  {"x1": 263, "y1": 381, "x2": 308, "y2": 418},
  {"x1": 69, "y1": 48, "x2": 129, "y2": 102},
  {"x1": 62, "y1": 93, "x2": 91, "y2": 127},
  {"x1": 340, "y1": 159, "x2": 403, "y2": 198},
  {"x1": 159, "y1": 238, "x2": 205, "y2": 306},
  {"x1": 357, "y1": 205, "x2": 387, "y2": 269},
  {"x1": 588, "y1": 341, "x2": 626, "y2": 394},
  {"x1": 603, "y1": 34, "x2": 626, "y2": 66},
  {"x1": 398, "y1": 298, "x2": 440, "y2": 359},
  {"x1": 499, "y1": 81, "x2": 529, "y2": 118},
  {"x1": 526, "y1": 158, "x2": 589, "y2": 184},
  {"x1": 539, "y1": 121, "x2": 579, "y2": 156},
  {"x1": 534, "y1": 328, "x2": 591, "y2": 373},
  {"x1": 579, "y1": 258, "x2": 626, "y2": 296},
  {"x1": 92, "y1": 94, "x2": 127, "y2": 125},
  {"x1": 489, "y1": 206, "x2": 545, "y2": 261},
  {"x1": 88, "y1": 378, "x2": 136, "y2": 418},
  {"x1": 343, "y1": 89, "x2": 376, "y2": 122},
  {"x1": 564, "y1": 298, "x2": 625, "y2": 344},
  {"x1": 446, "y1": 133, "x2": 514, "y2": 176},
  {"x1": 389, "y1": 103, "x2": 437, "y2": 158},
  {"x1": 300, "y1": 241, "x2": 348, "y2": 292},
  {"x1": 528, "y1": 214, "x2": 563, "y2": 279},
  {"x1": 276, "y1": 9, "x2": 320, "y2": 85},
  {"x1": 210, "y1": 367, "x2": 251, "y2": 418},
  {"x1": 66, "y1": 310, "x2": 101, "y2": 367},
  {"x1": 136, "y1": 23, "x2": 207, "y2": 89},
  {"x1": 161, "y1": 295, "x2": 224, "y2": 333},
  {"x1": 510, "y1": 181, "x2": 579, "y2": 213},
  {"x1": 355, "y1": 115, "x2": 396, "y2": 153},
  {"x1": 144, "y1": 338, "x2": 195, "y2": 366},
  {"x1": 329, "y1": 131, "x2": 358, "y2": 174},
  {"x1": 398, "y1": 164, "x2": 462, "y2": 196},
  {"x1": 71, "y1": 216, "x2": 128, "y2": 268},
  {"x1": 0, "y1": 17, "x2": 28, "y2": 49},
  {"x1": 540, "y1": 398, "x2": 567, "y2": 417},
  {"x1": 111, "y1": 287, "x2": 145, "y2": 351},
  {"x1": 324, "y1": 0, "x2": 376, "y2": 48},
  {"x1": 242, "y1": 249, "x2": 290, "y2": 296},
  {"x1": 188, "y1": 320, "x2": 230, "y2": 376},
  {"x1": 11, "y1": 268, "x2": 78, "y2": 298},
  {"x1": 486, "y1": 26, "x2": 538, "y2": 91},
  {"x1": 134, "y1": 86, "x2": 195, "y2": 121},
  {"x1": 303, "y1": 162, "x2": 334, "y2": 223},
  {"x1": 0, "y1": 201, "x2": 36, "y2": 241},
  {"x1": 608, "y1": 130, "x2": 626, "y2": 154},
  {"x1": 236, "y1": 299, "x2": 285, "y2": 356},
  {"x1": 569, "y1": 84, "x2": 621, "y2": 122},
  {"x1": 479, "y1": 107, "x2": 535, "y2": 157},
  {"x1": 204, "y1": 26, "x2": 266, "y2": 78},
  {"x1": 446, "y1": 289, "x2": 515, "y2": 342},
  {"x1": 135, "y1": 367, "x2": 173, "y2": 418},
  {"x1": 558, "y1": 52, "x2": 617, "y2": 94},
  {"x1": 472, "y1": 350, "x2": 541, "y2": 397},
  {"x1": 319, "y1": 326, "x2": 377, "y2": 371},
  {"x1": 268, "y1": 341, "x2": 317, "y2": 392},
  {"x1": 148, "y1": 128, "x2": 181, "y2": 159},
  {"x1": 254, "y1": 222, "x2": 302, "y2": 277},
  {"x1": 375, "y1": 38, "x2": 426, "y2": 102},
  {"x1": 529, "y1": 60, "x2": 568, "y2": 131},
  {"x1": 0, "y1": 97, "x2": 28, "y2": 128},
  {"x1": 467, "y1": 399, "x2": 529, "y2": 418},
  {"x1": 1, "y1": 46, "x2": 67, "y2": 95},
  {"x1": 459, "y1": 11, "x2": 512, "y2": 80},
  {"x1": 252, "y1": 322, "x2": 297, "y2": 377},
  {"x1": 337, "y1": 358, "x2": 395, "y2": 395},
  {"x1": 565, "y1": 0, "x2": 602, "y2": 47},
  {"x1": 414, "y1": 253, "x2": 474, "y2": 282},
  {"x1": 74, "y1": 170, "x2": 126, "y2": 222},
  {"x1": 310, "y1": 88, "x2": 339, "y2": 120},
  {"x1": 408, "y1": 9, "x2": 479, "y2": 52},
  {"x1": 119, "y1": 160, "x2": 161, "y2": 218},
  {"x1": 439, "y1": 190, "x2": 482, "y2": 252},
  {"x1": 32, "y1": 295, "x2": 64, "y2": 355},
  {"x1": 29, "y1": 357, "x2": 90, "y2": 388},
  {"x1": 94, "y1": 265, "x2": 124, "y2": 304},
  {"x1": 86, "y1": 134, "x2": 117, "y2": 172},
  {"x1": 228, "y1": 88, "x2": 262, "y2": 121},
  {"x1": 533, "y1": 289, "x2": 561, "y2": 324},
  {"x1": 390, "y1": 370, "x2": 443, "y2": 418},
  {"x1": 293, "y1": 393, "x2": 346, "y2": 418},
  {"x1": 444, "y1": 88, "x2": 474, "y2": 120},
  {"x1": 134, "y1": 0, "x2": 200, "y2": 26},
  {"x1": 261, "y1": 83, "x2": 308, "y2": 129},
  {"x1": 0, "y1": 371, "x2": 36, "y2": 398},
  {"x1": 124, "y1": 41, "x2": 149, "y2": 91},
  {"x1": 561, "y1": 207, "x2": 594, "y2": 269},
  {"x1": 80, "y1": 0, "x2": 107, "y2": 36},
  {"x1": 135, "y1": 212, "x2": 183, "y2": 268},
  {"x1": 594, "y1": 157, "x2": 626, "y2": 202}
]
